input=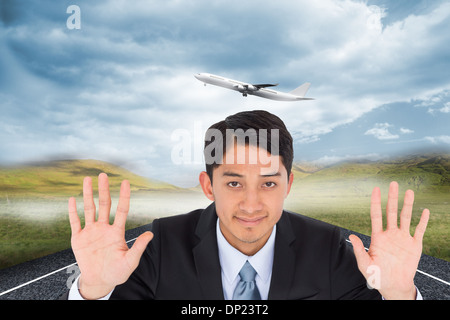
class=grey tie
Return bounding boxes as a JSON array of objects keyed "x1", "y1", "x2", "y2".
[{"x1": 232, "y1": 261, "x2": 261, "y2": 300}]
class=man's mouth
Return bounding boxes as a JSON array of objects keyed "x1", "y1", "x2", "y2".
[{"x1": 235, "y1": 216, "x2": 266, "y2": 227}]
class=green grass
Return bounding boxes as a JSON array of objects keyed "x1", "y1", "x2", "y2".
[{"x1": 0, "y1": 209, "x2": 150, "y2": 269}]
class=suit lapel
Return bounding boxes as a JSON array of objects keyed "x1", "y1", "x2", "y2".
[
  {"x1": 192, "y1": 203, "x2": 225, "y2": 299},
  {"x1": 268, "y1": 211, "x2": 296, "y2": 300}
]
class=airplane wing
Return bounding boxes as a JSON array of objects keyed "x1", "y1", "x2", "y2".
[{"x1": 253, "y1": 83, "x2": 279, "y2": 89}]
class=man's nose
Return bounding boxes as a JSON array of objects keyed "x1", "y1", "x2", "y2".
[{"x1": 239, "y1": 188, "x2": 263, "y2": 214}]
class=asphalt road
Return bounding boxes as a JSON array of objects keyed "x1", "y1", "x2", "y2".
[{"x1": 0, "y1": 223, "x2": 448, "y2": 300}]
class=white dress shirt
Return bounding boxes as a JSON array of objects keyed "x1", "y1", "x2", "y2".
[{"x1": 216, "y1": 219, "x2": 276, "y2": 300}]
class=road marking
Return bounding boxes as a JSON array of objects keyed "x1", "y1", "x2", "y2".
[
  {"x1": 1, "y1": 237, "x2": 448, "y2": 297},
  {"x1": 0, "y1": 237, "x2": 138, "y2": 297},
  {"x1": 416, "y1": 269, "x2": 450, "y2": 286},
  {"x1": 0, "y1": 262, "x2": 78, "y2": 297}
]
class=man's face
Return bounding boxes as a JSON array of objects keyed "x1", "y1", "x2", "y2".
[{"x1": 200, "y1": 144, "x2": 293, "y2": 255}]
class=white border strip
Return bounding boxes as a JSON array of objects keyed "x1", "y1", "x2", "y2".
[{"x1": 0, "y1": 237, "x2": 448, "y2": 297}]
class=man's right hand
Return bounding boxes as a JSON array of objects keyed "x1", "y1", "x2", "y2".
[{"x1": 68, "y1": 173, "x2": 153, "y2": 300}]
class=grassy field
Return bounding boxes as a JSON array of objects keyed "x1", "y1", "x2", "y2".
[
  {"x1": 0, "y1": 155, "x2": 449, "y2": 270},
  {"x1": 0, "y1": 191, "x2": 211, "y2": 270}
]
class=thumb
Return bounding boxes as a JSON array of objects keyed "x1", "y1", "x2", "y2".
[
  {"x1": 126, "y1": 231, "x2": 154, "y2": 269},
  {"x1": 349, "y1": 234, "x2": 371, "y2": 276}
]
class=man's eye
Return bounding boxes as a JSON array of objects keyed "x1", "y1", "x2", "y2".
[
  {"x1": 227, "y1": 181, "x2": 241, "y2": 188},
  {"x1": 263, "y1": 182, "x2": 276, "y2": 188}
]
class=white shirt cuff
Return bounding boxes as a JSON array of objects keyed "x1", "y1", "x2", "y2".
[
  {"x1": 415, "y1": 287, "x2": 423, "y2": 300},
  {"x1": 68, "y1": 275, "x2": 114, "y2": 300}
]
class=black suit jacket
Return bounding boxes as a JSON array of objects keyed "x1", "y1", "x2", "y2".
[{"x1": 108, "y1": 203, "x2": 381, "y2": 300}]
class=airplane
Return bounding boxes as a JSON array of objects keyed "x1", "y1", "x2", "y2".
[{"x1": 194, "y1": 73, "x2": 314, "y2": 101}]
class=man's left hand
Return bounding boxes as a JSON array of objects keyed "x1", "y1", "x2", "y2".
[{"x1": 349, "y1": 181, "x2": 430, "y2": 300}]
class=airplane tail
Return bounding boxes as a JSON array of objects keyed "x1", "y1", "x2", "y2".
[{"x1": 289, "y1": 83, "x2": 311, "y2": 97}]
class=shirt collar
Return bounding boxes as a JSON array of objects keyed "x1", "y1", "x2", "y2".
[{"x1": 216, "y1": 219, "x2": 276, "y2": 285}]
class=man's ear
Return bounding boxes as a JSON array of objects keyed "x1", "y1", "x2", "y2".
[
  {"x1": 285, "y1": 172, "x2": 294, "y2": 198},
  {"x1": 199, "y1": 171, "x2": 214, "y2": 201}
]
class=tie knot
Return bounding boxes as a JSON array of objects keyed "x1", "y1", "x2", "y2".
[{"x1": 239, "y1": 261, "x2": 257, "y2": 282}]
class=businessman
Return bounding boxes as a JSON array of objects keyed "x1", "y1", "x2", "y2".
[{"x1": 67, "y1": 110, "x2": 429, "y2": 300}]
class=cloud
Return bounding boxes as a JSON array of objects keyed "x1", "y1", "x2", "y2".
[
  {"x1": 365, "y1": 123, "x2": 399, "y2": 140},
  {"x1": 425, "y1": 136, "x2": 450, "y2": 145},
  {"x1": 432, "y1": 103, "x2": 450, "y2": 114},
  {"x1": 440, "y1": 104, "x2": 450, "y2": 113},
  {"x1": 313, "y1": 153, "x2": 386, "y2": 166},
  {"x1": 426, "y1": 103, "x2": 450, "y2": 115},
  {"x1": 365, "y1": 123, "x2": 416, "y2": 141},
  {"x1": 399, "y1": 127, "x2": 414, "y2": 134}
]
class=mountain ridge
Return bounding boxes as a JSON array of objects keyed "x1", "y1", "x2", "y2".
[
  {"x1": 0, "y1": 159, "x2": 179, "y2": 197},
  {"x1": 292, "y1": 153, "x2": 450, "y2": 190}
]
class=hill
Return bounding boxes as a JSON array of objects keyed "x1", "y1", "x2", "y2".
[
  {"x1": 0, "y1": 159, "x2": 179, "y2": 198},
  {"x1": 290, "y1": 153, "x2": 450, "y2": 194}
]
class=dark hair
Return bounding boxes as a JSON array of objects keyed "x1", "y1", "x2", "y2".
[{"x1": 204, "y1": 110, "x2": 293, "y2": 183}]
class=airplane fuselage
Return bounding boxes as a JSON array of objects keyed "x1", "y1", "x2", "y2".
[{"x1": 194, "y1": 73, "x2": 313, "y2": 101}]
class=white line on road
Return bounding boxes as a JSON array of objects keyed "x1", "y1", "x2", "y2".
[
  {"x1": 0, "y1": 262, "x2": 78, "y2": 297},
  {"x1": 0, "y1": 237, "x2": 138, "y2": 297}
]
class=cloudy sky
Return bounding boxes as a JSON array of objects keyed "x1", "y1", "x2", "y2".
[{"x1": 1, "y1": 0, "x2": 449, "y2": 187}]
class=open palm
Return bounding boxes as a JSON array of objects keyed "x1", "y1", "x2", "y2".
[
  {"x1": 68, "y1": 173, "x2": 153, "y2": 299},
  {"x1": 349, "y1": 181, "x2": 430, "y2": 300}
]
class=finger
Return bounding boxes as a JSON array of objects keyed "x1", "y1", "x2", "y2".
[
  {"x1": 386, "y1": 181, "x2": 399, "y2": 230},
  {"x1": 400, "y1": 189, "x2": 414, "y2": 233},
  {"x1": 349, "y1": 235, "x2": 371, "y2": 276},
  {"x1": 83, "y1": 177, "x2": 96, "y2": 225},
  {"x1": 97, "y1": 173, "x2": 112, "y2": 224},
  {"x1": 68, "y1": 197, "x2": 81, "y2": 235},
  {"x1": 113, "y1": 180, "x2": 131, "y2": 229},
  {"x1": 370, "y1": 187, "x2": 383, "y2": 235},
  {"x1": 414, "y1": 209, "x2": 430, "y2": 243},
  {"x1": 126, "y1": 232, "x2": 154, "y2": 270}
]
